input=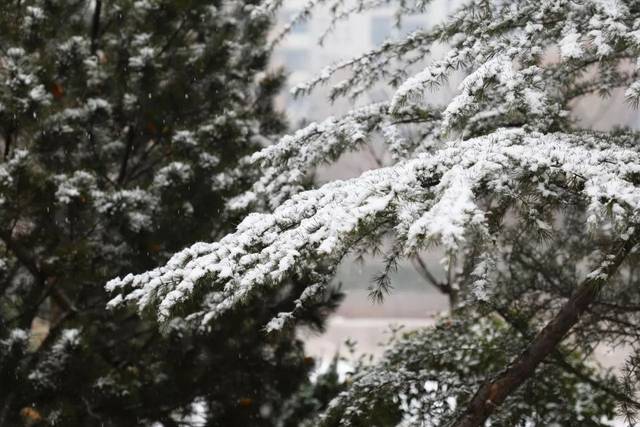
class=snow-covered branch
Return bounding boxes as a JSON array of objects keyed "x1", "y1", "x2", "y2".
[{"x1": 107, "y1": 128, "x2": 640, "y2": 330}]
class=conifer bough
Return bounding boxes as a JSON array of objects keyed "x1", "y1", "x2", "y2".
[{"x1": 108, "y1": 0, "x2": 640, "y2": 424}]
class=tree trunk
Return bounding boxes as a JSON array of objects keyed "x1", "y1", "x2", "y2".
[{"x1": 452, "y1": 234, "x2": 639, "y2": 427}]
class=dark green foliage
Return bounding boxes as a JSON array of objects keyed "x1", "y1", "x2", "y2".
[
  {"x1": 0, "y1": 1, "x2": 338, "y2": 425},
  {"x1": 277, "y1": 354, "x2": 347, "y2": 427},
  {"x1": 320, "y1": 316, "x2": 618, "y2": 426}
]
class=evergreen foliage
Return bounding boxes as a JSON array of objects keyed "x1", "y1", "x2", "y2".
[
  {"x1": 0, "y1": 1, "x2": 341, "y2": 426},
  {"x1": 109, "y1": 0, "x2": 640, "y2": 425}
]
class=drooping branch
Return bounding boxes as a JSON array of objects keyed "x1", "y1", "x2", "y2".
[
  {"x1": 107, "y1": 129, "x2": 640, "y2": 329},
  {"x1": 452, "y1": 233, "x2": 640, "y2": 427},
  {"x1": 411, "y1": 254, "x2": 459, "y2": 309}
]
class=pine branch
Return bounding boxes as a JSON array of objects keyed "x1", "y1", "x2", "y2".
[
  {"x1": 0, "y1": 231, "x2": 77, "y2": 315},
  {"x1": 90, "y1": 0, "x2": 102, "y2": 54},
  {"x1": 452, "y1": 233, "x2": 640, "y2": 427},
  {"x1": 117, "y1": 126, "x2": 135, "y2": 185},
  {"x1": 411, "y1": 254, "x2": 443, "y2": 289},
  {"x1": 493, "y1": 305, "x2": 640, "y2": 410}
]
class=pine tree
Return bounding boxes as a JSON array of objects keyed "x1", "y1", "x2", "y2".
[
  {"x1": 109, "y1": 0, "x2": 640, "y2": 425},
  {"x1": 0, "y1": 1, "x2": 342, "y2": 426}
]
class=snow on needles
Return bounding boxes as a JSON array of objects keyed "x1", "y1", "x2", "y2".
[
  {"x1": 106, "y1": 129, "x2": 640, "y2": 330},
  {"x1": 106, "y1": 0, "x2": 640, "y2": 331}
]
